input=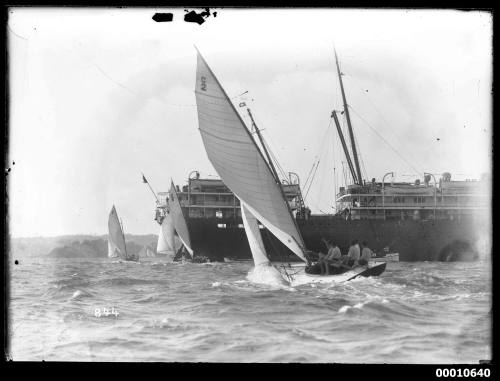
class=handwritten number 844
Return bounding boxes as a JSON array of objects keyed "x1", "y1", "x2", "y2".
[{"x1": 94, "y1": 307, "x2": 119, "y2": 317}]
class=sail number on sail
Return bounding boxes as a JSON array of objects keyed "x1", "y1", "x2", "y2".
[{"x1": 201, "y1": 76, "x2": 207, "y2": 91}]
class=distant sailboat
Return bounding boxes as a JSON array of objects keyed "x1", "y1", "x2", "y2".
[
  {"x1": 141, "y1": 172, "x2": 173, "y2": 257},
  {"x1": 139, "y1": 245, "x2": 156, "y2": 258},
  {"x1": 193, "y1": 48, "x2": 385, "y2": 285},
  {"x1": 137, "y1": 245, "x2": 156, "y2": 259},
  {"x1": 146, "y1": 247, "x2": 156, "y2": 257},
  {"x1": 169, "y1": 181, "x2": 194, "y2": 260},
  {"x1": 157, "y1": 214, "x2": 174, "y2": 253},
  {"x1": 108, "y1": 205, "x2": 139, "y2": 262},
  {"x1": 157, "y1": 211, "x2": 177, "y2": 262}
]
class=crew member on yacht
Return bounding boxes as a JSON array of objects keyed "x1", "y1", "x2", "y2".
[
  {"x1": 319, "y1": 239, "x2": 342, "y2": 275},
  {"x1": 317, "y1": 238, "x2": 329, "y2": 262},
  {"x1": 344, "y1": 239, "x2": 361, "y2": 267},
  {"x1": 359, "y1": 241, "x2": 373, "y2": 266}
]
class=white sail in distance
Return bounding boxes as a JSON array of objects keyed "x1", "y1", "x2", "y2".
[
  {"x1": 156, "y1": 223, "x2": 170, "y2": 253},
  {"x1": 157, "y1": 212, "x2": 175, "y2": 253},
  {"x1": 107, "y1": 240, "x2": 118, "y2": 258},
  {"x1": 108, "y1": 205, "x2": 127, "y2": 259},
  {"x1": 146, "y1": 246, "x2": 156, "y2": 257},
  {"x1": 194, "y1": 49, "x2": 307, "y2": 263},
  {"x1": 169, "y1": 181, "x2": 194, "y2": 257}
]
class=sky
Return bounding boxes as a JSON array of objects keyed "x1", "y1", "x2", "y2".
[{"x1": 7, "y1": 8, "x2": 492, "y2": 237}]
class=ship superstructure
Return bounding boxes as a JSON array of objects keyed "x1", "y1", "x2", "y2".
[
  {"x1": 335, "y1": 173, "x2": 489, "y2": 222},
  {"x1": 155, "y1": 171, "x2": 305, "y2": 224}
]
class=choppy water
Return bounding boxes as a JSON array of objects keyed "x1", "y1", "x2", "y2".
[{"x1": 8, "y1": 257, "x2": 491, "y2": 363}]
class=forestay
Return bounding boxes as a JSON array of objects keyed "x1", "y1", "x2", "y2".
[
  {"x1": 108, "y1": 205, "x2": 127, "y2": 259},
  {"x1": 169, "y1": 181, "x2": 194, "y2": 256},
  {"x1": 194, "y1": 50, "x2": 307, "y2": 263}
]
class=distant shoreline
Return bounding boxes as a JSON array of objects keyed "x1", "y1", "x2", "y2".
[{"x1": 9, "y1": 234, "x2": 159, "y2": 258}]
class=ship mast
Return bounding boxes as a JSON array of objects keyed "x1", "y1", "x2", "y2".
[
  {"x1": 334, "y1": 49, "x2": 363, "y2": 185},
  {"x1": 332, "y1": 110, "x2": 358, "y2": 184},
  {"x1": 246, "y1": 108, "x2": 307, "y2": 252}
]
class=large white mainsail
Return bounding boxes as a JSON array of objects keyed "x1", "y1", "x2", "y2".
[
  {"x1": 108, "y1": 205, "x2": 128, "y2": 259},
  {"x1": 157, "y1": 212, "x2": 175, "y2": 253},
  {"x1": 169, "y1": 181, "x2": 194, "y2": 257},
  {"x1": 194, "y1": 50, "x2": 307, "y2": 263}
]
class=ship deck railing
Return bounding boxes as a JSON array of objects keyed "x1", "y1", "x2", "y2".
[
  {"x1": 346, "y1": 205, "x2": 488, "y2": 210},
  {"x1": 179, "y1": 191, "x2": 235, "y2": 196},
  {"x1": 181, "y1": 204, "x2": 240, "y2": 208}
]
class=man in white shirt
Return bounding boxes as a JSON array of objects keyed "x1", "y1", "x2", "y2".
[{"x1": 319, "y1": 239, "x2": 342, "y2": 275}]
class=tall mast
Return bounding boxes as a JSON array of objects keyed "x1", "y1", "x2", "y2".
[
  {"x1": 246, "y1": 108, "x2": 307, "y2": 251},
  {"x1": 332, "y1": 110, "x2": 358, "y2": 184},
  {"x1": 334, "y1": 49, "x2": 363, "y2": 185}
]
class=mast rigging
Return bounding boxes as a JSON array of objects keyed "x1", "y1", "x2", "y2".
[
  {"x1": 246, "y1": 108, "x2": 307, "y2": 252},
  {"x1": 332, "y1": 110, "x2": 358, "y2": 184},
  {"x1": 334, "y1": 49, "x2": 363, "y2": 185}
]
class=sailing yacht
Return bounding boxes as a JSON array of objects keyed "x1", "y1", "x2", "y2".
[
  {"x1": 134, "y1": 245, "x2": 156, "y2": 261},
  {"x1": 156, "y1": 210, "x2": 177, "y2": 262},
  {"x1": 168, "y1": 180, "x2": 198, "y2": 261},
  {"x1": 157, "y1": 212, "x2": 174, "y2": 253},
  {"x1": 193, "y1": 48, "x2": 386, "y2": 285},
  {"x1": 147, "y1": 248, "x2": 155, "y2": 257},
  {"x1": 108, "y1": 205, "x2": 139, "y2": 262}
]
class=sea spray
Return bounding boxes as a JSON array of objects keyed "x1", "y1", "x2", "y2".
[{"x1": 246, "y1": 263, "x2": 290, "y2": 288}]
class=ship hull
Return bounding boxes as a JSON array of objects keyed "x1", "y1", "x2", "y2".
[{"x1": 186, "y1": 215, "x2": 487, "y2": 262}]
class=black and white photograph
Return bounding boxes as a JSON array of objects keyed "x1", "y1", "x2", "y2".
[{"x1": 6, "y1": 7, "x2": 492, "y2": 364}]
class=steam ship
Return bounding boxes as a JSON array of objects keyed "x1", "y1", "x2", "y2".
[
  {"x1": 152, "y1": 49, "x2": 490, "y2": 262},
  {"x1": 153, "y1": 170, "x2": 489, "y2": 262}
]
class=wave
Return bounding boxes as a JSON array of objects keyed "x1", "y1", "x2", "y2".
[
  {"x1": 246, "y1": 263, "x2": 292, "y2": 289},
  {"x1": 110, "y1": 260, "x2": 142, "y2": 265},
  {"x1": 99, "y1": 277, "x2": 157, "y2": 286},
  {"x1": 131, "y1": 295, "x2": 157, "y2": 304},
  {"x1": 49, "y1": 278, "x2": 92, "y2": 290},
  {"x1": 70, "y1": 289, "x2": 94, "y2": 300},
  {"x1": 136, "y1": 317, "x2": 199, "y2": 332},
  {"x1": 290, "y1": 327, "x2": 333, "y2": 343},
  {"x1": 338, "y1": 301, "x2": 371, "y2": 314},
  {"x1": 10, "y1": 256, "x2": 491, "y2": 363}
]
